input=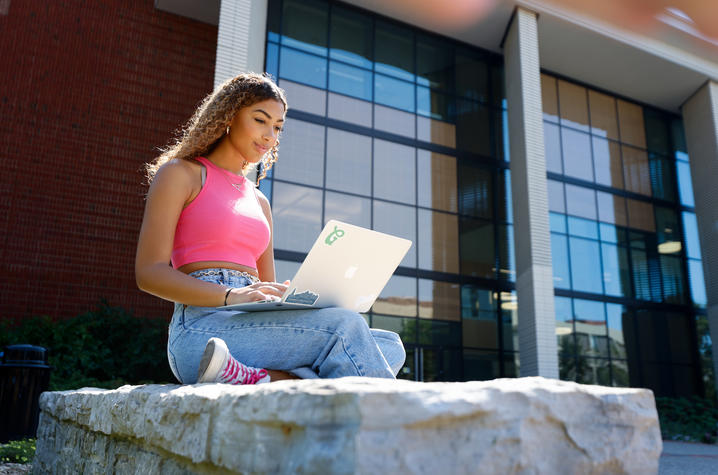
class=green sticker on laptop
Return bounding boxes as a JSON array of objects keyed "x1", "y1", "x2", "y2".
[{"x1": 325, "y1": 225, "x2": 345, "y2": 246}]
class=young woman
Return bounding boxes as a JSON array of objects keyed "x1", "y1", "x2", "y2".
[{"x1": 135, "y1": 73, "x2": 406, "y2": 385}]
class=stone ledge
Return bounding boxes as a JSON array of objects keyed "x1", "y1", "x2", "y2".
[{"x1": 33, "y1": 377, "x2": 662, "y2": 474}]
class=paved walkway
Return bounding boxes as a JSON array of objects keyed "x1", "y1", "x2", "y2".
[{"x1": 660, "y1": 441, "x2": 718, "y2": 474}]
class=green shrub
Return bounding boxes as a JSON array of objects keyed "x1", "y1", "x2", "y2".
[
  {"x1": 0, "y1": 301, "x2": 175, "y2": 390},
  {"x1": 656, "y1": 396, "x2": 718, "y2": 444},
  {"x1": 0, "y1": 438, "x2": 35, "y2": 464}
]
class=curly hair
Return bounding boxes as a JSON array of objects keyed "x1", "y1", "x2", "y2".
[{"x1": 145, "y1": 72, "x2": 287, "y2": 184}]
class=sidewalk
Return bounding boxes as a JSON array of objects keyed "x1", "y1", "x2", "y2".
[{"x1": 660, "y1": 441, "x2": 718, "y2": 474}]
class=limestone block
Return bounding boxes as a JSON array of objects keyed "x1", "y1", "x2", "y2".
[{"x1": 33, "y1": 377, "x2": 662, "y2": 474}]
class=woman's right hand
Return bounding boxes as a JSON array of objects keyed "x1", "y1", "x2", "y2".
[{"x1": 225, "y1": 280, "x2": 290, "y2": 305}]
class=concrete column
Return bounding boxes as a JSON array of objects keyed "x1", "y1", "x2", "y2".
[
  {"x1": 682, "y1": 81, "x2": 718, "y2": 395},
  {"x1": 503, "y1": 8, "x2": 559, "y2": 378},
  {"x1": 214, "y1": 0, "x2": 268, "y2": 88}
]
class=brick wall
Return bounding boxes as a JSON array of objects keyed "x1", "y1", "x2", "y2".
[{"x1": 0, "y1": 0, "x2": 217, "y2": 320}]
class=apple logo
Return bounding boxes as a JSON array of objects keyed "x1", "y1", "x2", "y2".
[{"x1": 344, "y1": 265, "x2": 359, "y2": 279}]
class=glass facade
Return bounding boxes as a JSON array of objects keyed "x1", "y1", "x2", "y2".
[
  {"x1": 264, "y1": 0, "x2": 515, "y2": 381},
  {"x1": 542, "y1": 73, "x2": 708, "y2": 397}
]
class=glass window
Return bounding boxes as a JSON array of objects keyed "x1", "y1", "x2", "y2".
[
  {"x1": 374, "y1": 104, "x2": 415, "y2": 138},
  {"x1": 671, "y1": 119, "x2": 689, "y2": 161},
  {"x1": 617, "y1": 99, "x2": 646, "y2": 148},
  {"x1": 588, "y1": 90, "x2": 619, "y2": 140},
  {"x1": 325, "y1": 128, "x2": 372, "y2": 195},
  {"x1": 547, "y1": 180, "x2": 565, "y2": 213},
  {"x1": 568, "y1": 216, "x2": 598, "y2": 240},
  {"x1": 281, "y1": 0, "x2": 328, "y2": 56},
  {"x1": 497, "y1": 224, "x2": 515, "y2": 281},
  {"x1": 655, "y1": 206, "x2": 681, "y2": 254},
  {"x1": 273, "y1": 120, "x2": 325, "y2": 186},
  {"x1": 626, "y1": 199, "x2": 655, "y2": 232},
  {"x1": 622, "y1": 145, "x2": 652, "y2": 196},
  {"x1": 552, "y1": 234, "x2": 571, "y2": 289},
  {"x1": 631, "y1": 250, "x2": 657, "y2": 301},
  {"x1": 456, "y1": 100, "x2": 491, "y2": 156},
  {"x1": 372, "y1": 274, "x2": 417, "y2": 317},
  {"x1": 419, "y1": 321, "x2": 462, "y2": 347},
  {"x1": 592, "y1": 137, "x2": 623, "y2": 189},
  {"x1": 688, "y1": 260, "x2": 707, "y2": 308},
  {"x1": 417, "y1": 150, "x2": 457, "y2": 212},
  {"x1": 541, "y1": 74, "x2": 558, "y2": 123},
  {"x1": 550, "y1": 212, "x2": 566, "y2": 233},
  {"x1": 374, "y1": 20, "x2": 414, "y2": 82},
  {"x1": 599, "y1": 223, "x2": 627, "y2": 245},
  {"x1": 496, "y1": 109, "x2": 510, "y2": 162},
  {"x1": 456, "y1": 47, "x2": 488, "y2": 102},
  {"x1": 461, "y1": 287, "x2": 497, "y2": 349},
  {"x1": 418, "y1": 209, "x2": 459, "y2": 273},
  {"x1": 491, "y1": 63, "x2": 505, "y2": 109},
  {"x1": 279, "y1": 79, "x2": 326, "y2": 116},
  {"x1": 373, "y1": 200, "x2": 417, "y2": 267},
  {"x1": 661, "y1": 255, "x2": 686, "y2": 304},
  {"x1": 279, "y1": 47, "x2": 327, "y2": 89},
  {"x1": 496, "y1": 169, "x2": 512, "y2": 223},
  {"x1": 459, "y1": 217, "x2": 494, "y2": 278},
  {"x1": 644, "y1": 108, "x2": 670, "y2": 155},
  {"x1": 463, "y1": 350, "x2": 500, "y2": 381},
  {"x1": 329, "y1": 61, "x2": 372, "y2": 101},
  {"x1": 458, "y1": 163, "x2": 492, "y2": 218},
  {"x1": 328, "y1": 92, "x2": 372, "y2": 127},
  {"x1": 561, "y1": 128, "x2": 593, "y2": 182},
  {"x1": 266, "y1": 42, "x2": 279, "y2": 78},
  {"x1": 682, "y1": 212, "x2": 701, "y2": 260},
  {"x1": 372, "y1": 314, "x2": 417, "y2": 344},
  {"x1": 544, "y1": 122, "x2": 562, "y2": 174},
  {"x1": 569, "y1": 237, "x2": 603, "y2": 293},
  {"x1": 419, "y1": 279, "x2": 460, "y2": 321},
  {"x1": 373, "y1": 139, "x2": 416, "y2": 204},
  {"x1": 558, "y1": 80, "x2": 589, "y2": 132},
  {"x1": 267, "y1": 0, "x2": 281, "y2": 42},
  {"x1": 578, "y1": 358, "x2": 612, "y2": 386},
  {"x1": 417, "y1": 116, "x2": 456, "y2": 148},
  {"x1": 324, "y1": 191, "x2": 371, "y2": 228},
  {"x1": 329, "y1": 5, "x2": 372, "y2": 69},
  {"x1": 601, "y1": 243, "x2": 631, "y2": 298},
  {"x1": 649, "y1": 155, "x2": 676, "y2": 201},
  {"x1": 416, "y1": 34, "x2": 454, "y2": 91},
  {"x1": 573, "y1": 299, "x2": 608, "y2": 357},
  {"x1": 272, "y1": 182, "x2": 323, "y2": 252},
  {"x1": 606, "y1": 303, "x2": 627, "y2": 359},
  {"x1": 417, "y1": 87, "x2": 453, "y2": 121},
  {"x1": 676, "y1": 161, "x2": 695, "y2": 207},
  {"x1": 275, "y1": 259, "x2": 301, "y2": 283},
  {"x1": 422, "y1": 348, "x2": 462, "y2": 382},
  {"x1": 596, "y1": 191, "x2": 627, "y2": 226},
  {"x1": 501, "y1": 291, "x2": 519, "y2": 351},
  {"x1": 374, "y1": 74, "x2": 415, "y2": 112},
  {"x1": 565, "y1": 184, "x2": 596, "y2": 220}
]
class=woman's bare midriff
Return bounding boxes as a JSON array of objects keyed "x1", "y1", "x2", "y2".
[{"x1": 178, "y1": 261, "x2": 259, "y2": 279}]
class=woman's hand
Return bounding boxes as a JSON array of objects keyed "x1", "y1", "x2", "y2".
[{"x1": 226, "y1": 280, "x2": 290, "y2": 305}]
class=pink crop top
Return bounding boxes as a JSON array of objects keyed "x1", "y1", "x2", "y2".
[{"x1": 171, "y1": 157, "x2": 271, "y2": 270}]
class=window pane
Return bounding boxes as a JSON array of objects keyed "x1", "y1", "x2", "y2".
[
  {"x1": 272, "y1": 182, "x2": 323, "y2": 252},
  {"x1": 417, "y1": 116, "x2": 456, "y2": 148},
  {"x1": 626, "y1": 199, "x2": 655, "y2": 232},
  {"x1": 419, "y1": 321, "x2": 462, "y2": 347},
  {"x1": 561, "y1": 128, "x2": 593, "y2": 182},
  {"x1": 547, "y1": 180, "x2": 565, "y2": 213},
  {"x1": 328, "y1": 92, "x2": 372, "y2": 127},
  {"x1": 267, "y1": 0, "x2": 281, "y2": 42},
  {"x1": 423, "y1": 348, "x2": 462, "y2": 382},
  {"x1": 374, "y1": 20, "x2": 414, "y2": 81},
  {"x1": 550, "y1": 212, "x2": 566, "y2": 233},
  {"x1": 622, "y1": 145, "x2": 652, "y2": 196},
  {"x1": 281, "y1": 0, "x2": 328, "y2": 56},
  {"x1": 558, "y1": 79, "x2": 589, "y2": 132},
  {"x1": 280, "y1": 47, "x2": 327, "y2": 88},
  {"x1": 649, "y1": 154, "x2": 676, "y2": 201},
  {"x1": 592, "y1": 137, "x2": 623, "y2": 189},
  {"x1": 544, "y1": 122, "x2": 562, "y2": 174},
  {"x1": 373, "y1": 201, "x2": 417, "y2": 267},
  {"x1": 661, "y1": 255, "x2": 686, "y2": 304},
  {"x1": 496, "y1": 169, "x2": 512, "y2": 223},
  {"x1": 372, "y1": 314, "x2": 417, "y2": 344},
  {"x1": 676, "y1": 161, "x2": 695, "y2": 207},
  {"x1": 497, "y1": 224, "x2": 515, "y2": 282},
  {"x1": 565, "y1": 184, "x2": 596, "y2": 220},
  {"x1": 372, "y1": 275, "x2": 417, "y2": 316},
  {"x1": 588, "y1": 90, "x2": 619, "y2": 140},
  {"x1": 688, "y1": 259, "x2": 707, "y2": 308},
  {"x1": 374, "y1": 74, "x2": 414, "y2": 112},
  {"x1": 601, "y1": 243, "x2": 631, "y2": 297},
  {"x1": 456, "y1": 47, "x2": 488, "y2": 102},
  {"x1": 329, "y1": 61, "x2": 372, "y2": 101},
  {"x1": 555, "y1": 295, "x2": 574, "y2": 349},
  {"x1": 496, "y1": 108, "x2": 510, "y2": 161},
  {"x1": 463, "y1": 350, "x2": 500, "y2": 381},
  {"x1": 568, "y1": 216, "x2": 598, "y2": 239},
  {"x1": 329, "y1": 5, "x2": 372, "y2": 68},
  {"x1": 279, "y1": 79, "x2": 326, "y2": 116},
  {"x1": 275, "y1": 259, "x2": 301, "y2": 283},
  {"x1": 541, "y1": 74, "x2": 558, "y2": 123},
  {"x1": 655, "y1": 206, "x2": 681, "y2": 254},
  {"x1": 417, "y1": 87, "x2": 453, "y2": 121},
  {"x1": 644, "y1": 108, "x2": 670, "y2": 155},
  {"x1": 596, "y1": 191, "x2": 627, "y2": 226},
  {"x1": 373, "y1": 139, "x2": 415, "y2": 204},
  {"x1": 552, "y1": 233, "x2": 571, "y2": 289},
  {"x1": 578, "y1": 358, "x2": 612, "y2": 386},
  {"x1": 569, "y1": 237, "x2": 603, "y2": 293},
  {"x1": 416, "y1": 34, "x2": 453, "y2": 91},
  {"x1": 458, "y1": 163, "x2": 492, "y2": 218},
  {"x1": 631, "y1": 249, "x2": 659, "y2": 301},
  {"x1": 419, "y1": 279, "x2": 460, "y2": 321},
  {"x1": 491, "y1": 63, "x2": 505, "y2": 109},
  {"x1": 459, "y1": 218, "x2": 494, "y2": 278},
  {"x1": 274, "y1": 120, "x2": 325, "y2": 185},
  {"x1": 456, "y1": 100, "x2": 491, "y2": 156},
  {"x1": 501, "y1": 291, "x2": 518, "y2": 352},
  {"x1": 682, "y1": 212, "x2": 701, "y2": 259},
  {"x1": 324, "y1": 191, "x2": 371, "y2": 228},
  {"x1": 617, "y1": 99, "x2": 646, "y2": 148},
  {"x1": 606, "y1": 303, "x2": 627, "y2": 359},
  {"x1": 373, "y1": 104, "x2": 415, "y2": 138},
  {"x1": 417, "y1": 150, "x2": 457, "y2": 212},
  {"x1": 461, "y1": 286, "x2": 497, "y2": 349},
  {"x1": 573, "y1": 299, "x2": 608, "y2": 357},
  {"x1": 266, "y1": 42, "x2": 279, "y2": 78},
  {"x1": 325, "y1": 128, "x2": 371, "y2": 195},
  {"x1": 418, "y1": 209, "x2": 459, "y2": 273}
]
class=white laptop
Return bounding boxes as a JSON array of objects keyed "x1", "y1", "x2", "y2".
[{"x1": 218, "y1": 220, "x2": 412, "y2": 313}]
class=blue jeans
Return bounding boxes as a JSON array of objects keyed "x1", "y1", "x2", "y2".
[{"x1": 167, "y1": 268, "x2": 406, "y2": 383}]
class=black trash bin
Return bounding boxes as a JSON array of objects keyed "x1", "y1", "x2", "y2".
[{"x1": 0, "y1": 344, "x2": 52, "y2": 443}]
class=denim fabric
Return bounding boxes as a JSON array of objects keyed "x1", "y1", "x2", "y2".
[{"x1": 167, "y1": 268, "x2": 406, "y2": 384}]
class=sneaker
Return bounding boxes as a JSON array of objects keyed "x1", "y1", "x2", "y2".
[{"x1": 197, "y1": 337, "x2": 270, "y2": 385}]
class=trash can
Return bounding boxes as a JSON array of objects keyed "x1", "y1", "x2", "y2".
[{"x1": 0, "y1": 344, "x2": 51, "y2": 443}]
